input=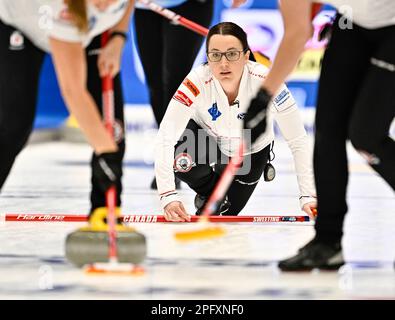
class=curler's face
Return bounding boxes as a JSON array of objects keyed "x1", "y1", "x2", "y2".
[
  {"x1": 88, "y1": 0, "x2": 118, "y2": 11},
  {"x1": 207, "y1": 34, "x2": 250, "y2": 85}
]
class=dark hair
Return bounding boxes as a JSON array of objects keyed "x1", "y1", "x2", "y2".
[{"x1": 206, "y1": 22, "x2": 256, "y2": 62}]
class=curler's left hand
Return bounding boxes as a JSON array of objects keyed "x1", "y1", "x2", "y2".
[
  {"x1": 302, "y1": 202, "x2": 318, "y2": 220},
  {"x1": 98, "y1": 36, "x2": 125, "y2": 77}
]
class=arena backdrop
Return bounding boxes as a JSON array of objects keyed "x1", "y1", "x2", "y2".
[{"x1": 34, "y1": 0, "x2": 335, "y2": 133}]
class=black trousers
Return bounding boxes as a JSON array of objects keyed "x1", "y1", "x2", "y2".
[
  {"x1": 0, "y1": 21, "x2": 125, "y2": 212},
  {"x1": 134, "y1": 0, "x2": 213, "y2": 126},
  {"x1": 314, "y1": 15, "x2": 395, "y2": 243},
  {"x1": 174, "y1": 120, "x2": 271, "y2": 215}
]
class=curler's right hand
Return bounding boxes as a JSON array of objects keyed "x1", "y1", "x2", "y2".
[
  {"x1": 92, "y1": 151, "x2": 122, "y2": 193},
  {"x1": 164, "y1": 201, "x2": 191, "y2": 222}
]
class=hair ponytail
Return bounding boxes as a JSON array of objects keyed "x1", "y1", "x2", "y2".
[
  {"x1": 67, "y1": 0, "x2": 88, "y2": 32},
  {"x1": 248, "y1": 48, "x2": 256, "y2": 62}
]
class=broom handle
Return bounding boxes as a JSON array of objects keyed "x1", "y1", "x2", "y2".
[
  {"x1": 137, "y1": 0, "x2": 209, "y2": 36},
  {"x1": 101, "y1": 31, "x2": 118, "y2": 261},
  {"x1": 4, "y1": 213, "x2": 311, "y2": 223},
  {"x1": 201, "y1": 142, "x2": 245, "y2": 217}
]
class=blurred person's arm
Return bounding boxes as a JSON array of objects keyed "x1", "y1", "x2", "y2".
[
  {"x1": 262, "y1": 0, "x2": 313, "y2": 95},
  {"x1": 231, "y1": 0, "x2": 247, "y2": 7},
  {"x1": 50, "y1": 38, "x2": 117, "y2": 154},
  {"x1": 98, "y1": 0, "x2": 136, "y2": 77}
]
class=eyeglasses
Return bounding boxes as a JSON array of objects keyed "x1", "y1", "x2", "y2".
[{"x1": 207, "y1": 49, "x2": 247, "y2": 62}]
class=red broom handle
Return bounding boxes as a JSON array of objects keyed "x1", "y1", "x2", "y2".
[
  {"x1": 137, "y1": 0, "x2": 209, "y2": 36},
  {"x1": 3, "y1": 213, "x2": 310, "y2": 223},
  {"x1": 101, "y1": 31, "x2": 118, "y2": 261}
]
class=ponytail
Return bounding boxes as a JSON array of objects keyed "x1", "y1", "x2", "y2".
[
  {"x1": 67, "y1": 0, "x2": 88, "y2": 32},
  {"x1": 248, "y1": 48, "x2": 256, "y2": 62}
]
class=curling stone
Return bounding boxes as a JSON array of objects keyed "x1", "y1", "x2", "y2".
[{"x1": 65, "y1": 207, "x2": 146, "y2": 267}]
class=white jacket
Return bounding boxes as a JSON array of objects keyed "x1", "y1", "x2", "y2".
[
  {"x1": 0, "y1": 0, "x2": 129, "y2": 52},
  {"x1": 315, "y1": 0, "x2": 395, "y2": 29},
  {"x1": 155, "y1": 61, "x2": 316, "y2": 210}
]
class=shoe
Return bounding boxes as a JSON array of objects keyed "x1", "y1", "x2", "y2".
[
  {"x1": 150, "y1": 177, "x2": 181, "y2": 190},
  {"x1": 194, "y1": 194, "x2": 231, "y2": 216},
  {"x1": 278, "y1": 237, "x2": 344, "y2": 271}
]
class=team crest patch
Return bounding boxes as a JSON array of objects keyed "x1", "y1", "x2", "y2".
[
  {"x1": 208, "y1": 103, "x2": 222, "y2": 121},
  {"x1": 183, "y1": 78, "x2": 200, "y2": 97},
  {"x1": 9, "y1": 31, "x2": 24, "y2": 50},
  {"x1": 172, "y1": 90, "x2": 193, "y2": 107},
  {"x1": 174, "y1": 153, "x2": 195, "y2": 173}
]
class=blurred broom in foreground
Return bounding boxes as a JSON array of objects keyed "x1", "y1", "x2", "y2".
[{"x1": 174, "y1": 142, "x2": 245, "y2": 242}]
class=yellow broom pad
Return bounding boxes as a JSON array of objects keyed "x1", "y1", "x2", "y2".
[{"x1": 174, "y1": 217, "x2": 226, "y2": 242}]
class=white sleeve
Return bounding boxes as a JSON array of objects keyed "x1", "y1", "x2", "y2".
[
  {"x1": 272, "y1": 85, "x2": 317, "y2": 209},
  {"x1": 48, "y1": 3, "x2": 83, "y2": 43},
  {"x1": 154, "y1": 71, "x2": 202, "y2": 209}
]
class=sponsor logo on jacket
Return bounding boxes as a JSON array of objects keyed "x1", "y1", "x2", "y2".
[
  {"x1": 172, "y1": 90, "x2": 193, "y2": 107},
  {"x1": 273, "y1": 89, "x2": 290, "y2": 106},
  {"x1": 183, "y1": 78, "x2": 200, "y2": 97},
  {"x1": 205, "y1": 77, "x2": 213, "y2": 85},
  {"x1": 248, "y1": 71, "x2": 265, "y2": 79}
]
